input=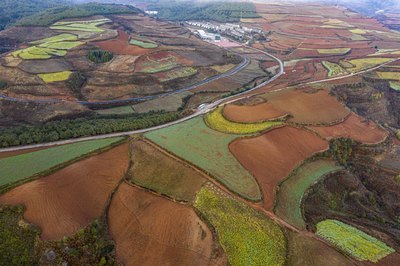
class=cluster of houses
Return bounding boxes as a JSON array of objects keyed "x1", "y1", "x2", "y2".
[{"x1": 186, "y1": 21, "x2": 264, "y2": 42}]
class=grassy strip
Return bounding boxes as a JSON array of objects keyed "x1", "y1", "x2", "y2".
[
  {"x1": 377, "y1": 72, "x2": 400, "y2": 81},
  {"x1": 144, "y1": 116, "x2": 262, "y2": 201},
  {"x1": 316, "y1": 219, "x2": 395, "y2": 262},
  {"x1": 317, "y1": 48, "x2": 351, "y2": 55},
  {"x1": 156, "y1": 67, "x2": 197, "y2": 82},
  {"x1": 39, "y1": 41, "x2": 83, "y2": 50},
  {"x1": 38, "y1": 71, "x2": 72, "y2": 83},
  {"x1": 204, "y1": 106, "x2": 283, "y2": 135},
  {"x1": 194, "y1": 186, "x2": 286, "y2": 266},
  {"x1": 274, "y1": 160, "x2": 342, "y2": 229},
  {"x1": 129, "y1": 39, "x2": 157, "y2": 49},
  {"x1": 0, "y1": 137, "x2": 125, "y2": 192},
  {"x1": 30, "y1": 33, "x2": 78, "y2": 44},
  {"x1": 341, "y1": 58, "x2": 392, "y2": 72}
]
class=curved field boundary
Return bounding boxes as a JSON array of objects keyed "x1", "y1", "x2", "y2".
[
  {"x1": 194, "y1": 184, "x2": 286, "y2": 266},
  {"x1": 204, "y1": 106, "x2": 284, "y2": 135},
  {"x1": 316, "y1": 219, "x2": 395, "y2": 262},
  {"x1": 144, "y1": 116, "x2": 262, "y2": 201},
  {"x1": 0, "y1": 137, "x2": 125, "y2": 193},
  {"x1": 274, "y1": 159, "x2": 343, "y2": 229}
]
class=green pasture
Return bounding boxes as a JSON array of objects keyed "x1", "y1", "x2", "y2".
[{"x1": 129, "y1": 39, "x2": 158, "y2": 49}]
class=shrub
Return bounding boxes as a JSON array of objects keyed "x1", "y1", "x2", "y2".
[{"x1": 87, "y1": 50, "x2": 113, "y2": 64}]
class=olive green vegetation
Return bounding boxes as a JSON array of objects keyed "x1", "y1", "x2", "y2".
[
  {"x1": 152, "y1": 2, "x2": 260, "y2": 22},
  {"x1": 145, "y1": 117, "x2": 262, "y2": 201},
  {"x1": 0, "y1": 80, "x2": 7, "y2": 90},
  {"x1": 194, "y1": 186, "x2": 286, "y2": 266},
  {"x1": 129, "y1": 39, "x2": 158, "y2": 49},
  {"x1": 87, "y1": 50, "x2": 114, "y2": 64},
  {"x1": 394, "y1": 175, "x2": 400, "y2": 183},
  {"x1": 15, "y1": 3, "x2": 141, "y2": 27},
  {"x1": 0, "y1": 0, "x2": 69, "y2": 31},
  {"x1": 39, "y1": 41, "x2": 83, "y2": 49},
  {"x1": 275, "y1": 160, "x2": 343, "y2": 229},
  {"x1": 38, "y1": 71, "x2": 72, "y2": 83},
  {"x1": 128, "y1": 139, "x2": 206, "y2": 202},
  {"x1": 30, "y1": 33, "x2": 78, "y2": 44},
  {"x1": 328, "y1": 138, "x2": 354, "y2": 166},
  {"x1": 95, "y1": 106, "x2": 135, "y2": 115},
  {"x1": 0, "y1": 111, "x2": 181, "y2": 148},
  {"x1": 0, "y1": 205, "x2": 40, "y2": 265},
  {"x1": 37, "y1": 219, "x2": 116, "y2": 265},
  {"x1": 0, "y1": 137, "x2": 124, "y2": 190},
  {"x1": 316, "y1": 219, "x2": 395, "y2": 262},
  {"x1": 397, "y1": 130, "x2": 400, "y2": 140},
  {"x1": 322, "y1": 61, "x2": 348, "y2": 77},
  {"x1": 389, "y1": 81, "x2": 400, "y2": 91},
  {"x1": 0, "y1": 206, "x2": 116, "y2": 265}
]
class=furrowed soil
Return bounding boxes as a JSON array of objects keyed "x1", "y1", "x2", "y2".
[
  {"x1": 223, "y1": 101, "x2": 287, "y2": 123},
  {"x1": 0, "y1": 143, "x2": 129, "y2": 240},
  {"x1": 108, "y1": 183, "x2": 227, "y2": 266},
  {"x1": 310, "y1": 113, "x2": 388, "y2": 144},
  {"x1": 229, "y1": 126, "x2": 328, "y2": 210},
  {"x1": 262, "y1": 89, "x2": 350, "y2": 125}
]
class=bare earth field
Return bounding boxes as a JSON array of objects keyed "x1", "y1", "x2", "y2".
[
  {"x1": 229, "y1": 126, "x2": 329, "y2": 210},
  {"x1": 0, "y1": 143, "x2": 129, "y2": 240},
  {"x1": 108, "y1": 182, "x2": 227, "y2": 266}
]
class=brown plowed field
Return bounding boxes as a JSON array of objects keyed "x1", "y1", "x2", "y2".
[
  {"x1": 108, "y1": 183, "x2": 227, "y2": 266},
  {"x1": 0, "y1": 143, "x2": 129, "y2": 240},
  {"x1": 223, "y1": 101, "x2": 287, "y2": 123},
  {"x1": 262, "y1": 89, "x2": 350, "y2": 125},
  {"x1": 310, "y1": 113, "x2": 388, "y2": 144},
  {"x1": 94, "y1": 30, "x2": 152, "y2": 56},
  {"x1": 230, "y1": 126, "x2": 328, "y2": 210}
]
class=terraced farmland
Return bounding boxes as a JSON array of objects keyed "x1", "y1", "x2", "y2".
[
  {"x1": 322, "y1": 61, "x2": 348, "y2": 77},
  {"x1": 377, "y1": 71, "x2": 400, "y2": 80},
  {"x1": 341, "y1": 58, "x2": 393, "y2": 72},
  {"x1": 145, "y1": 117, "x2": 261, "y2": 201},
  {"x1": 274, "y1": 160, "x2": 343, "y2": 229},
  {"x1": 317, "y1": 48, "x2": 351, "y2": 55},
  {"x1": 0, "y1": 137, "x2": 124, "y2": 191},
  {"x1": 205, "y1": 106, "x2": 284, "y2": 135},
  {"x1": 316, "y1": 219, "x2": 395, "y2": 262},
  {"x1": 129, "y1": 38, "x2": 157, "y2": 49},
  {"x1": 50, "y1": 18, "x2": 110, "y2": 32},
  {"x1": 194, "y1": 185, "x2": 286, "y2": 266}
]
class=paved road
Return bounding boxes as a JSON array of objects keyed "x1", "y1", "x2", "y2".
[
  {"x1": 0, "y1": 45, "x2": 284, "y2": 152},
  {"x1": 0, "y1": 54, "x2": 250, "y2": 105}
]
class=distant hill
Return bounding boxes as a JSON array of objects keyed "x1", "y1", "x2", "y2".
[
  {"x1": 337, "y1": 0, "x2": 399, "y2": 16},
  {"x1": 0, "y1": 0, "x2": 70, "y2": 31},
  {"x1": 15, "y1": 3, "x2": 142, "y2": 27},
  {"x1": 150, "y1": 1, "x2": 260, "y2": 23}
]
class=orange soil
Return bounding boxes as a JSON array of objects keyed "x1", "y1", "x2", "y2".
[
  {"x1": 108, "y1": 183, "x2": 227, "y2": 266},
  {"x1": 0, "y1": 143, "x2": 129, "y2": 240},
  {"x1": 94, "y1": 30, "x2": 152, "y2": 56},
  {"x1": 230, "y1": 126, "x2": 328, "y2": 210},
  {"x1": 263, "y1": 89, "x2": 350, "y2": 125},
  {"x1": 310, "y1": 113, "x2": 388, "y2": 144},
  {"x1": 223, "y1": 101, "x2": 287, "y2": 123}
]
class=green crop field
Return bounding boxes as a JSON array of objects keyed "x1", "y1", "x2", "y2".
[
  {"x1": 50, "y1": 19, "x2": 110, "y2": 33},
  {"x1": 274, "y1": 160, "x2": 343, "y2": 229},
  {"x1": 377, "y1": 71, "x2": 400, "y2": 80},
  {"x1": 316, "y1": 219, "x2": 395, "y2": 262},
  {"x1": 39, "y1": 41, "x2": 83, "y2": 50},
  {"x1": 38, "y1": 71, "x2": 72, "y2": 83},
  {"x1": 389, "y1": 81, "x2": 400, "y2": 91},
  {"x1": 156, "y1": 67, "x2": 197, "y2": 82},
  {"x1": 0, "y1": 137, "x2": 124, "y2": 190},
  {"x1": 144, "y1": 116, "x2": 261, "y2": 201},
  {"x1": 30, "y1": 33, "x2": 78, "y2": 44},
  {"x1": 205, "y1": 106, "x2": 283, "y2": 135},
  {"x1": 322, "y1": 61, "x2": 348, "y2": 77},
  {"x1": 129, "y1": 39, "x2": 158, "y2": 49},
  {"x1": 318, "y1": 48, "x2": 351, "y2": 55},
  {"x1": 194, "y1": 186, "x2": 286, "y2": 266},
  {"x1": 341, "y1": 58, "x2": 392, "y2": 72},
  {"x1": 139, "y1": 55, "x2": 178, "y2": 73}
]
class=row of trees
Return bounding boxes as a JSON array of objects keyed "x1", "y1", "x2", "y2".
[{"x1": 0, "y1": 111, "x2": 181, "y2": 148}]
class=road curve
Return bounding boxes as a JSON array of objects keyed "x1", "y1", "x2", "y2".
[{"x1": 0, "y1": 45, "x2": 284, "y2": 152}]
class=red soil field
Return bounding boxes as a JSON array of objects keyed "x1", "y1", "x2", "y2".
[
  {"x1": 223, "y1": 101, "x2": 287, "y2": 123},
  {"x1": 310, "y1": 113, "x2": 388, "y2": 144},
  {"x1": 108, "y1": 183, "x2": 227, "y2": 266},
  {"x1": 0, "y1": 143, "x2": 129, "y2": 240},
  {"x1": 230, "y1": 126, "x2": 328, "y2": 210},
  {"x1": 262, "y1": 88, "x2": 350, "y2": 125},
  {"x1": 94, "y1": 30, "x2": 152, "y2": 56}
]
